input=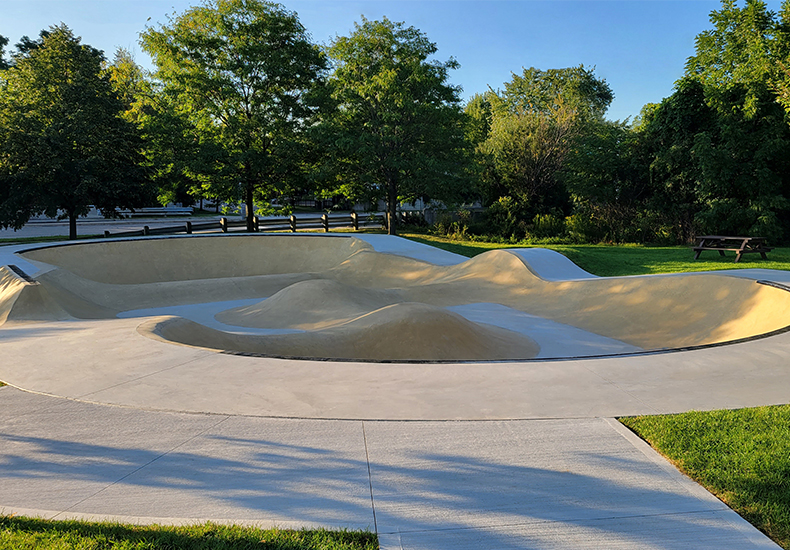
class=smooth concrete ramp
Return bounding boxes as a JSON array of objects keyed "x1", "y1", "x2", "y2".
[{"x1": 0, "y1": 265, "x2": 70, "y2": 324}]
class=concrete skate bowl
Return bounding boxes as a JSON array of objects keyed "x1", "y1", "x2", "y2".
[{"x1": 5, "y1": 234, "x2": 790, "y2": 362}]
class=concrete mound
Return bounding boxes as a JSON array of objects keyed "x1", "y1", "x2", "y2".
[
  {"x1": 216, "y1": 279, "x2": 405, "y2": 330},
  {"x1": 144, "y1": 302, "x2": 541, "y2": 361},
  {"x1": 0, "y1": 265, "x2": 71, "y2": 325}
]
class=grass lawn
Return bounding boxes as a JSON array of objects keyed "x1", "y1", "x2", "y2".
[
  {"x1": 0, "y1": 516, "x2": 377, "y2": 550},
  {"x1": 399, "y1": 232, "x2": 790, "y2": 277},
  {"x1": 621, "y1": 407, "x2": 790, "y2": 549}
]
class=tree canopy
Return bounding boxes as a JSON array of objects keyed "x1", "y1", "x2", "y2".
[
  {"x1": 325, "y1": 16, "x2": 469, "y2": 235},
  {"x1": 493, "y1": 65, "x2": 614, "y2": 122},
  {"x1": 140, "y1": 0, "x2": 327, "y2": 231},
  {"x1": 471, "y1": 65, "x2": 613, "y2": 235},
  {"x1": 662, "y1": 0, "x2": 790, "y2": 241},
  {"x1": 0, "y1": 25, "x2": 149, "y2": 239}
]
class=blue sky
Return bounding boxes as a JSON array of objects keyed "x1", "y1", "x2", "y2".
[{"x1": 1, "y1": 1, "x2": 783, "y2": 121}]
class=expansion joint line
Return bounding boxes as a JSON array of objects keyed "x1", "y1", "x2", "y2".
[{"x1": 361, "y1": 421, "x2": 378, "y2": 534}]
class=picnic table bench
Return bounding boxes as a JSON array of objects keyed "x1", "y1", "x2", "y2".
[{"x1": 693, "y1": 235, "x2": 772, "y2": 263}]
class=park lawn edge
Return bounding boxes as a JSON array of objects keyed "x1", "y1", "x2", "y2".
[
  {"x1": 398, "y1": 232, "x2": 790, "y2": 277},
  {"x1": 0, "y1": 515, "x2": 377, "y2": 550},
  {"x1": 619, "y1": 406, "x2": 790, "y2": 550}
]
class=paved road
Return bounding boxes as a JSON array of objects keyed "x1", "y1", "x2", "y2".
[{"x1": 0, "y1": 234, "x2": 785, "y2": 549}]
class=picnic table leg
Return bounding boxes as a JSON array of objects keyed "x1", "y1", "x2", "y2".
[
  {"x1": 718, "y1": 250, "x2": 726, "y2": 257},
  {"x1": 735, "y1": 252, "x2": 743, "y2": 263},
  {"x1": 694, "y1": 250, "x2": 702, "y2": 260},
  {"x1": 761, "y1": 251, "x2": 768, "y2": 260}
]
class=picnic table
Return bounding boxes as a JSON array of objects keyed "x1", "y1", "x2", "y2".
[{"x1": 693, "y1": 235, "x2": 772, "y2": 263}]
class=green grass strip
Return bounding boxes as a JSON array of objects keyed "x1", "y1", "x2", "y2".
[
  {"x1": 620, "y1": 406, "x2": 790, "y2": 549},
  {"x1": 0, "y1": 516, "x2": 377, "y2": 550},
  {"x1": 400, "y1": 233, "x2": 790, "y2": 277}
]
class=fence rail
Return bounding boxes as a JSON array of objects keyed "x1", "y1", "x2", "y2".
[{"x1": 103, "y1": 212, "x2": 387, "y2": 239}]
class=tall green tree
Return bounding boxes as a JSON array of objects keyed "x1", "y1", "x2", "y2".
[
  {"x1": 675, "y1": 0, "x2": 790, "y2": 241},
  {"x1": 475, "y1": 66, "x2": 613, "y2": 226},
  {"x1": 140, "y1": 0, "x2": 327, "y2": 231},
  {"x1": 493, "y1": 65, "x2": 614, "y2": 122},
  {"x1": 107, "y1": 49, "x2": 227, "y2": 209},
  {"x1": 464, "y1": 92, "x2": 494, "y2": 147},
  {"x1": 325, "y1": 17, "x2": 469, "y2": 235},
  {"x1": 636, "y1": 78, "x2": 717, "y2": 242},
  {"x1": 481, "y1": 98, "x2": 579, "y2": 208},
  {"x1": 0, "y1": 25, "x2": 149, "y2": 239},
  {"x1": 686, "y1": 0, "x2": 790, "y2": 118}
]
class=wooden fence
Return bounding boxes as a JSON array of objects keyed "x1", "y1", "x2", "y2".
[{"x1": 103, "y1": 212, "x2": 387, "y2": 239}]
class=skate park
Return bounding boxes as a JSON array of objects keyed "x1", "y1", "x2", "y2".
[{"x1": 1, "y1": 233, "x2": 789, "y2": 548}]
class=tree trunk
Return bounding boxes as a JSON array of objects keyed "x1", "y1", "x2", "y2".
[
  {"x1": 69, "y1": 213, "x2": 77, "y2": 240},
  {"x1": 245, "y1": 184, "x2": 254, "y2": 232},
  {"x1": 386, "y1": 178, "x2": 397, "y2": 236}
]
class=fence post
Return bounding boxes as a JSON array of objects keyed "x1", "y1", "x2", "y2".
[
  {"x1": 321, "y1": 213, "x2": 329, "y2": 232},
  {"x1": 254, "y1": 217, "x2": 260, "y2": 232},
  {"x1": 220, "y1": 217, "x2": 228, "y2": 233},
  {"x1": 185, "y1": 221, "x2": 192, "y2": 234},
  {"x1": 351, "y1": 211, "x2": 358, "y2": 231},
  {"x1": 143, "y1": 225, "x2": 150, "y2": 236},
  {"x1": 290, "y1": 214, "x2": 297, "y2": 232}
]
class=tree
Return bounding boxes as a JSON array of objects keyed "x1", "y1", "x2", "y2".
[
  {"x1": 0, "y1": 35, "x2": 9, "y2": 70},
  {"x1": 481, "y1": 99, "x2": 578, "y2": 208},
  {"x1": 686, "y1": 0, "x2": 790, "y2": 119},
  {"x1": 140, "y1": 0, "x2": 327, "y2": 231},
  {"x1": 636, "y1": 78, "x2": 716, "y2": 242},
  {"x1": 675, "y1": 0, "x2": 790, "y2": 241},
  {"x1": 0, "y1": 25, "x2": 149, "y2": 239},
  {"x1": 107, "y1": 49, "x2": 225, "y2": 210},
  {"x1": 325, "y1": 17, "x2": 470, "y2": 235},
  {"x1": 464, "y1": 92, "x2": 494, "y2": 147},
  {"x1": 475, "y1": 66, "x2": 613, "y2": 226},
  {"x1": 494, "y1": 65, "x2": 614, "y2": 122}
]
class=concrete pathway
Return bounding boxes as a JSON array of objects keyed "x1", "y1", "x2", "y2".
[
  {"x1": 0, "y1": 387, "x2": 776, "y2": 549},
  {"x1": 1, "y1": 234, "x2": 788, "y2": 548}
]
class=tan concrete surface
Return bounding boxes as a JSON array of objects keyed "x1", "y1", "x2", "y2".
[
  {"x1": 7, "y1": 234, "x2": 790, "y2": 361},
  {"x1": 1, "y1": 233, "x2": 790, "y2": 419},
  {"x1": 3, "y1": 314, "x2": 790, "y2": 420}
]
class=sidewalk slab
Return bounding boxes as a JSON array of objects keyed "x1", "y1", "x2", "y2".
[{"x1": 366, "y1": 419, "x2": 777, "y2": 549}]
